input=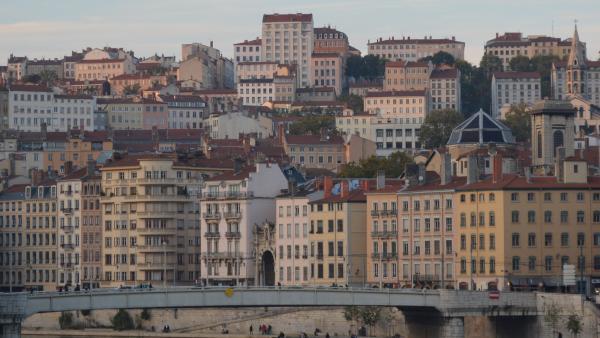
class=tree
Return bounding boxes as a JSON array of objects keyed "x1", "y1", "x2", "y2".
[
  {"x1": 288, "y1": 115, "x2": 336, "y2": 135},
  {"x1": 339, "y1": 152, "x2": 413, "y2": 178},
  {"x1": 419, "y1": 109, "x2": 464, "y2": 148},
  {"x1": 339, "y1": 94, "x2": 364, "y2": 112},
  {"x1": 22, "y1": 74, "x2": 41, "y2": 84},
  {"x1": 345, "y1": 55, "x2": 386, "y2": 80},
  {"x1": 39, "y1": 70, "x2": 58, "y2": 87},
  {"x1": 566, "y1": 313, "x2": 583, "y2": 338},
  {"x1": 457, "y1": 59, "x2": 490, "y2": 115},
  {"x1": 111, "y1": 309, "x2": 135, "y2": 331},
  {"x1": 140, "y1": 308, "x2": 151, "y2": 321},
  {"x1": 419, "y1": 51, "x2": 455, "y2": 66},
  {"x1": 343, "y1": 306, "x2": 361, "y2": 334},
  {"x1": 479, "y1": 54, "x2": 503, "y2": 78},
  {"x1": 530, "y1": 55, "x2": 561, "y2": 98},
  {"x1": 509, "y1": 55, "x2": 531, "y2": 72},
  {"x1": 123, "y1": 83, "x2": 141, "y2": 96},
  {"x1": 544, "y1": 302, "x2": 562, "y2": 337},
  {"x1": 59, "y1": 311, "x2": 74, "y2": 329},
  {"x1": 502, "y1": 103, "x2": 530, "y2": 142}
]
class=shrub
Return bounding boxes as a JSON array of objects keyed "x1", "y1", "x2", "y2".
[
  {"x1": 140, "y1": 308, "x2": 151, "y2": 321},
  {"x1": 111, "y1": 309, "x2": 134, "y2": 331},
  {"x1": 59, "y1": 311, "x2": 74, "y2": 329},
  {"x1": 80, "y1": 309, "x2": 92, "y2": 317}
]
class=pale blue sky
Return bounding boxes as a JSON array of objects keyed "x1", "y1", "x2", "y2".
[{"x1": 1, "y1": 0, "x2": 599, "y2": 64}]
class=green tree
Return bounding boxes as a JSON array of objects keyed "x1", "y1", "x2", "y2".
[
  {"x1": 123, "y1": 83, "x2": 141, "y2": 96},
  {"x1": 419, "y1": 109, "x2": 464, "y2": 148},
  {"x1": 343, "y1": 306, "x2": 361, "y2": 334},
  {"x1": 544, "y1": 303, "x2": 562, "y2": 338},
  {"x1": 479, "y1": 54, "x2": 503, "y2": 78},
  {"x1": 345, "y1": 55, "x2": 386, "y2": 80},
  {"x1": 509, "y1": 55, "x2": 532, "y2": 72},
  {"x1": 359, "y1": 306, "x2": 383, "y2": 333},
  {"x1": 339, "y1": 152, "x2": 413, "y2": 178},
  {"x1": 140, "y1": 308, "x2": 151, "y2": 321},
  {"x1": 502, "y1": 103, "x2": 530, "y2": 142},
  {"x1": 530, "y1": 55, "x2": 561, "y2": 98},
  {"x1": 419, "y1": 51, "x2": 455, "y2": 66},
  {"x1": 111, "y1": 309, "x2": 135, "y2": 331},
  {"x1": 566, "y1": 313, "x2": 583, "y2": 338},
  {"x1": 288, "y1": 115, "x2": 335, "y2": 135},
  {"x1": 39, "y1": 70, "x2": 58, "y2": 87},
  {"x1": 456, "y1": 59, "x2": 490, "y2": 115},
  {"x1": 59, "y1": 311, "x2": 74, "y2": 329},
  {"x1": 23, "y1": 74, "x2": 41, "y2": 84},
  {"x1": 339, "y1": 94, "x2": 364, "y2": 112}
]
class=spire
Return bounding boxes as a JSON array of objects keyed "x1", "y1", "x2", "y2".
[{"x1": 568, "y1": 22, "x2": 585, "y2": 68}]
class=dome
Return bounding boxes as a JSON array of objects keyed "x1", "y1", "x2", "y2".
[{"x1": 447, "y1": 109, "x2": 516, "y2": 145}]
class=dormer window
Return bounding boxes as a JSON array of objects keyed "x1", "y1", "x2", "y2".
[{"x1": 25, "y1": 187, "x2": 31, "y2": 199}]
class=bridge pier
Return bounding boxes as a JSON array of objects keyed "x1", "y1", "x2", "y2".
[
  {"x1": 0, "y1": 321, "x2": 22, "y2": 338},
  {"x1": 401, "y1": 310, "x2": 464, "y2": 338}
]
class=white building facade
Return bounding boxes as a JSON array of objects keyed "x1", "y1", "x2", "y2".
[{"x1": 491, "y1": 72, "x2": 541, "y2": 119}]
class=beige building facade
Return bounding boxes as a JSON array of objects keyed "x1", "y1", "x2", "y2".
[{"x1": 368, "y1": 37, "x2": 465, "y2": 62}]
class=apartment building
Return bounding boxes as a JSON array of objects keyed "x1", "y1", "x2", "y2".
[
  {"x1": 0, "y1": 180, "x2": 58, "y2": 292},
  {"x1": 205, "y1": 111, "x2": 273, "y2": 139},
  {"x1": 308, "y1": 177, "x2": 375, "y2": 286},
  {"x1": 236, "y1": 62, "x2": 295, "y2": 84},
  {"x1": 80, "y1": 165, "x2": 102, "y2": 288},
  {"x1": 384, "y1": 61, "x2": 432, "y2": 91},
  {"x1": 491, "y1": 72, "x2": 541, "y2": 119},
  {"x1": 238, "y1": 76, "x2": 295, "y2": 106},
  {"x1": 348, "y1": 83, "x2": 383, "y2": 98},
  {"x1": 310, "y1": 53, "x2": 343, "y2": 95},
  {"x1": 98, "y1": 98, "x2": 168, "y2": 130},
  {"x1": 8, "y1": 85, "x2": 54, "y2": 132},
  {"x1": 455, "y1": 156, "x2": 600, "y2": 293},
  {"x1": 100, "y1": 154, "x2": 207, "y2": 287},
  {"x1": 233, "y1": 38, "x2": 261, "y2": 83},
  {"x1": 43, "y1": 130, "x2": 113, "y2": 174},
  {"x1": 56, "y1": 168, "x2": 84, "y2": 288},
  {"x1": 485, "y1": 32, "x2": 577, "y2": 70},
  {"x1": 26, "y1": 59, "x2": 64, "y2": 79},
  {"x1": 336, "y1": 110, "x2": 373, "y2": 139},
  {"x1": 53, "y1": 94, "x2": 96, "y2": 131},
  {"x1": 261, "y1": 13, "x2": 314, "y2": 87},
  {"x1": 109, "y1": 73, "x2": 168, "y2": 96},
  {"x1": 158, "y1": 95, "x2": 208, "y2": 129},
  {"x1": 430, "y1": 67, "x2": 461, "y2": 111},
  {"x1": 275, "y1": 188, "x2": 322, "y2": 285},
  {"x1": 0, "y1": 88, "x2": 8, "y2": 131},
  {"x1": 283, "y1": 133, "x2": 346, "y2": 172},
  {"x1": 75, "y1": 58, "x2": 136, "y2": 81},
  {"x1": 7, "y1": 55, "x2": 27, "y2": 81},
  {"x1": 180, "y1": 42, "x2": 234, "y2": 90},
  {"x1": 368, "y1": 36, "x2": 465, "y2": 62},
  {"x1": 200, "y1": 163, "x2": 288, "y2": 286},
  {"x1": 313, "y1": 26, "x2": 350, "y2": 55},
  {"x1": 63, "y1": 53, "x2": 84, "y2": 79}
]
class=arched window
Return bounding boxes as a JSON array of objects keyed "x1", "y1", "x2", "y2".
[
  {"x1": 537, "y1": 131, "x2": 543, "y2": 158},
  {"x1": 553, "y1": 130, "x2": 564, "y2": 154}
]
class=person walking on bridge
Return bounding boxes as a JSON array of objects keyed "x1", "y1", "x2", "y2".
[{"x1": 250, "y1": 324, "x2": 254, "y2": 335}]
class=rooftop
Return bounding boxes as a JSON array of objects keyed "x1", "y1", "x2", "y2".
[
  {"x1": 262, "y1": 13, "x2": 313, "y2": 23},
  {"x1": 447, "y1": 109, "x2": 515, "y2": 146},
  {"x1": 493, "y1": 71, "x2": 541, "y2": 79}
]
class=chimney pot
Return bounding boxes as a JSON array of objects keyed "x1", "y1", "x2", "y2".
[
  {"x1": 323, "y1": 176, "x2": 333, "y2": 198},
  {"x1": 467, "y1": 155, "x2": 479, "y2": 185}
]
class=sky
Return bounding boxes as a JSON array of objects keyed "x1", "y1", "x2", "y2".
[{"x1": 1, "y1": 0, "x2": 599, "y2": 65}]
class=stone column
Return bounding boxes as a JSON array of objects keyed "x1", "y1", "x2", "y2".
[
  {"x1": 1, "y1": 321, "x2": 22, "y2": 338},
  {"x1": 440, "y1": 317, "x2": 464, "y2": 338}
]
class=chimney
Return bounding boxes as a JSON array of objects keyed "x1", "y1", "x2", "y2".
[
  {"x1": 8, "y1": 153, "x2": 16, "y2": 176},
  {"x1": 452, "y1": 36, "x2": 455, "y2": 41},
  {"x1": 496, "y1": 32, "x2": 499, "y2": 38},
  {"x1": 64, "y1": 161, "x2": 73, "y2": 175},
  {"x1": 417, "y1": 163, "x2": 426, "y2": 185},
  {"x1": 233, "y1": 157, "x2": 244, "y2": 173},
  {"x1": 524, "y1": 167, "x2": 532, "y2": 183},
  {"x1": 31, "y1": 169, "x2": 42, "y2": 186},
  {"x1": 376, "y1": 170, "x2": 385, "y2": 190},
  {"x1": 152, "y1": 126, "x2": 159, "y2": 144},
  {"x1": 360, "y1": 179, "x2": 371, "y2": 191},
  {"x1": 440, "y1": 152, "x2": 452, "y2": 185},
  {"x1": 210, "y1": 41, "x2": 214, "y2": 48},
  {"x1": 340, "y1": 180, "x2": 349, "y2": 198},
  {"x1": 492, "y1": 153, "x2": 503, "y2": 183},
  {"x1": 278, "y1": 124, "x2": 285, "y2": 144},
  {"x1": 323, "y1": 176, "x2": 333, "y2": 198},
  {"x1": 467, "y1": 155, "x2": 478, "y2": 185},
  {"x1": 87, "y1": 160, "x2": 96, "y2": 177}
]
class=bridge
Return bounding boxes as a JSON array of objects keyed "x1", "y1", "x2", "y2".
[{"x1": 1, "y1": 287, "x2": 540, "y2": 338}]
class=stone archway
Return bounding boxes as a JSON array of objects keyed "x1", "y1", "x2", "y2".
[{"x1": 262, "y1": 251, "x2": 275, "y2": 286}]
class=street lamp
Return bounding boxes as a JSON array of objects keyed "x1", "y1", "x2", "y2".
[{"x1": 163, "y1": 240, "x2": 168, "y2": 289}]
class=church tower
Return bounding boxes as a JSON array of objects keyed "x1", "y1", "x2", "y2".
[{"x1": 566, "y1": 24, "x2": 587, "y2": 97}]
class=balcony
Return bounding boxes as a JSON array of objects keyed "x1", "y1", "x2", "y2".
[
  {"x1": 61, "y1": 225, "x2": 74, "y2": 233},
  {"x1": 225, "y1": 231, "x2": 241, "y2": 239},
  {"x1": 413, "y1": 274, "x2": 441, "y2": 282},
  {"x1": 201, "y1": 191, "x2": 254, "y2": 200},
  {"x1": 137, "y1": 227, "x2": 176, "y2": 234},
  {"x1": 63, "y1": 190, "x2": 73, "y2": 196},
  {"x1": 370, "y1": 210, "x2": 379, "y2": 217},
  {"x1": 201, "y1": 252, "x2": 242, "y2": 259},
  {"x1": 61, "y1": 207, "x2": 73, "y2": 214},
  {"x1": 137, "y1": 211, "x2": 177, "y2": 218},
  {"x1": 204, "y1": 231, "x2": 221, "y2": 238},
  {"x1": 316, "y1": 253, "x2": 324, "y2": 260},
  {"x1": 203, "y1": 212, "x2": 221, "y2": 220},
  {"x1": 60, "y1": 262, "x2": 73, "y2": 268},
  {"x1": 224, "y1": 211, "x2": 242, "y2": 219},
  {"x1": 371, "y1": 231, "x2": 398, "y2": 239},
  {"x1": 61, "y1": 243, "x2": 75, "y2": 250},
  {"x1": 138, "y1": 261, "x2": 172, "y2": 269},
  {"x1": 136, "y1": 244, "x2": 177, "y2": 252}
]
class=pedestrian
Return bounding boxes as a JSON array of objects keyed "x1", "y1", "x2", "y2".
[
  {"x1": 326, "y1": 333, "x2": 330, "y2": 338},
  {"x1": 250, "y1": 324, "x2": 254, "y2": 335},
  {"x1": 268, "y1": 325, "x2": 272, "y2": 334}
]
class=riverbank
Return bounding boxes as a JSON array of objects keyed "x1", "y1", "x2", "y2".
[{"x1": 23, "y1": 328, "x2": 255, "y2": 338}]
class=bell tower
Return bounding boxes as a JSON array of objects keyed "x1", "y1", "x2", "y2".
[{"x1": 566, "y1": 23, "x2": 587, "y2": 97}]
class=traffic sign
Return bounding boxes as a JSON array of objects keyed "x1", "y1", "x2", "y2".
[{"x1": 563, "y1": 264, "x2": 576, "y2": 286}]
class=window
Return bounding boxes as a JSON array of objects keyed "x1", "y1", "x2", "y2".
[
  {"x1": 528, "y1": 233, "x2": 536, "y2": 247},
  {"x1": 528, "y1": 211, "x2": 536, "y2": 223},
  {"x1": 545, "y1": 233, "x2": 553, "y2": 247},
  {"x1": 512, "y1": 233, "x2": 520, "y2": 247},
  {"x1": 528, "y1": 256, "x2": 536, "y2": 271},
  {"x1": 561, "y1": 233, "x2": 569, "y2": 246},
  {"x1": 512, "y1": 256, "x2": 520, "y2": 271},
  {"x1": 576, "y1": 211, "x2": 585, "y2": 223},
  {"x1": 560, "y1": 211, "x2": 568, "y2": 223},
  {"x1": 577, "y1": 233, "x2": 585, "y2": 246},
  {"x1": 544, "y1": 211, "x2": 552, "y2": 223},
  {"x1": 511, "y1": 211, "x2": 519, "y2": 223},
  {"x1": 511, "y1": 193, "x2": 519, "y2": 201}
]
